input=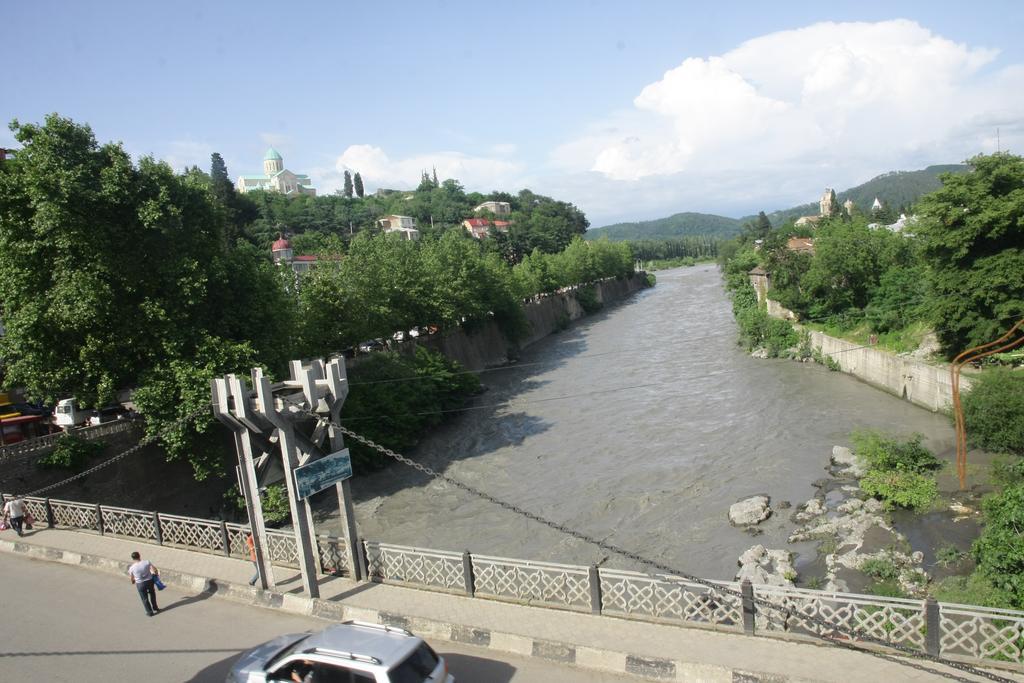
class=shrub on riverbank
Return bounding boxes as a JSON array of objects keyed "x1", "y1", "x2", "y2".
[
  {"x1": 36, "y1": 435, "x2": 103, "y2": 472},
  {"x1": 342, "y1": 348, "x2": 481, "y2": 471},
  {"x1": 851, "y1": 430, "x2": 940, "y2": 511},
  {"x1": 961, "y1": 369, "x2": 1024, "y2": 456},
  {"x1": 722, "y1": 247, "x2": 799, "y2": 356},
  {"x1": 970, "y1": 484, "x2": 1024, "y2": 609}
]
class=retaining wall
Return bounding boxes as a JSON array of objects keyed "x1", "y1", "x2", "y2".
[
  {"x1": 762, "y1": 297, "x2": 966, "y2": 412},
  {"x1": 806, "y1": 330, "x2": 965, "y2": 413},
  {"x1": 423, "y1": 274, "x2": 648, "y2": 371}
]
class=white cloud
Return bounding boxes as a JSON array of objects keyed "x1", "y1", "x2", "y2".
[
  {"x1": 552, "y1": 19, "x2": 1024, "y2": 221},
  {"x1": 315, "y1": 144, "x2": 528, "y2": 195}
]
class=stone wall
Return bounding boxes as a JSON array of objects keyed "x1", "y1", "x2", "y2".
[
  {"x1": 805, "y1": 330, "x2": 966, "y2": 412},
  {"x1": 421, "y1": 274, "x2": 648, "y2": 371}
]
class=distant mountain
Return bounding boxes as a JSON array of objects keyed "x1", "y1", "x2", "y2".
[
  {"x1": 584, "y1": 212, "x2": 742, "y2": 241},
  {"x1": 755, "y1": 164, "x2": 969, "y2": 226},
  {"x1": 586, "y1": 164, "x2": 969, "y2": 241}
]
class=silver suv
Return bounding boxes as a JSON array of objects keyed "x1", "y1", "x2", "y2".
[{"x1": 227, "y1": 621, "x2": 454, "y2": 683}]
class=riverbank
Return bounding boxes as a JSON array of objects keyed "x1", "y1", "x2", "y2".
[
  {"x1": 415, "y1": 273, "x2": 650, "y2": 371},
  {"x1": 757, "y1": 296, "x2": 969, "y2": 413}
]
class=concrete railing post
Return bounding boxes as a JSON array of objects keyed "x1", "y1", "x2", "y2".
[
  {"x1": 589, "y1": 565, "x2": 602, "y2": 615},
  {"x1": 356, "y1": 540, "x2": 370, "y2": 580},
  {"x1": 925, "y1": 597, "x2": 941, "y2": 656},
  {"x1": 153, "y1": 512, "x2": 163, "y2": 546},
  {"x1": 219, "y1": 520, "x2": 231, "y2": 556},
  {"x1": 95, "y1": 504, "x2": 104, "y2": 535},
  {"x1": 45, "y1": 498, "x2": 55, "y2": 528},
  {"x1": 741, "y1": 579, "x2": 756, "y2": 635},
  {"x1": 462, "y1": 550, "x2": 476, "y2": 598}
]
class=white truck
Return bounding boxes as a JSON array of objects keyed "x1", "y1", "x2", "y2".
[{"x1": 53, "y1": 393, "x2": 133, "y2": 429}]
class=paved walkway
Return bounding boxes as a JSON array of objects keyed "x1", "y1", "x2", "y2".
[{"x1": 1, "y1": 527, "x2": 1017, "y2": 683}]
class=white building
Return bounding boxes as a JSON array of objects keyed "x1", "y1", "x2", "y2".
[
  {"x1": 236, "y1": 148, "x2": 316, "y2": 196},
  {"x1": 271, "y1": 235, "x2": 318, "y2": 274},
  {"x1": 473, "y1": 201, "x2": 511, "y2": 216}
]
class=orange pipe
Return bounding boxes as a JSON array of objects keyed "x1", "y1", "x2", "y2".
[{"x1": 950, "y1": 318, "x2": 1024, "y2": 489}]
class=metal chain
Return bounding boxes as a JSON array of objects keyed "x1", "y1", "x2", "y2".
[
  {"x1": 16, "y1": 406, "x2": 211, "y2": 498},
  {"x1": 334, "y1": 423, "x2": 1013, "y2": 683}
]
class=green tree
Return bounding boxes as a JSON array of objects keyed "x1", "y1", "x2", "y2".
[
  {"x1": 353, "y1": 172, "x2": 364, "y2": 198},
  {"x1": 0, "y1": 115, "x2": 293, "y2": 478},
  {"x1": 342, "y1": 170, "x2": 353, "y2": 198},
  {"x1": 915, "y1": 153, "x2": 1024, "y2": 356},
  {"x1": 961, "y1": 369, "x2": 1024, "y2": 456},
  {"x1": 210, "y1": 152, "x2": 231, "y2": 199},
  {"x1": 972, "y1": 484, "x2": 1024, "y2": 608}
]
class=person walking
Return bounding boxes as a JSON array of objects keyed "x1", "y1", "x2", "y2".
[
  {"x1": 128, "y1": 551, "x2": 160, "y2": 616},
  {"x1": 3, "y1": 496, "x2": 27, "y2": 536},
  {"x1": 246, "y1": 532, "x2": 260, "y2": 586}
]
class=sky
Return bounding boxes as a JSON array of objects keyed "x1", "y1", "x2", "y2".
[{"x1": 3, "y1": 1, "x2": 1023, "y2": 227}]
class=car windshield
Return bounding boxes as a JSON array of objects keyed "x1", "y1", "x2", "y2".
[
  {"x1": 265, "y1": 634, "x2": 312, "y2": 668},
  {"x1": 387, "y1": 643, "x2": 439, "y2": 683}
]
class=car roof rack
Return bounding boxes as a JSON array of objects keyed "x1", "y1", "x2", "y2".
[
  {"x1": 342, "y1": 620, "x2": 414, "y2": 637},
  {"x1": 302, "y1": 648, "x2": 382, "y2": 666}
]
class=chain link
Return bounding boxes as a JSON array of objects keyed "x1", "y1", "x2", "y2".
[{"x1": 334, "y1": 422, "x2": 1014, "y2": 683}]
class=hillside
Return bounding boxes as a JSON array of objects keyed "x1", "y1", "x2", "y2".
[
  {"x1": 587, "y1": 164, "x2": 968, "y2": 241},
  {"x1": 584, "y1": 212, "x2": 742, "y2": 241},
  {"x1": 758, "y1": 164, "x2": 968, "y2": 226}
]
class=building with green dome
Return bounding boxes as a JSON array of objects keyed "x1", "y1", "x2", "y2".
[{"x1": 235, "y1": 147, "x2": 316, "y2": 196}]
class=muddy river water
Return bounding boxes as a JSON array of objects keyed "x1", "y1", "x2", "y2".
[{"x1": 345, "y1": 264, "x2": 959, "y2": 580}]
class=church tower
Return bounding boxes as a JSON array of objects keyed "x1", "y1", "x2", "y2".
[{"x1": 263, "y1": 147, "x2": 284, "y2": 176}]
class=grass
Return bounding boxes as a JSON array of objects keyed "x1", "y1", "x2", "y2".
[{"x1": 801, "y1": 319, "x2": 932, "y2": 355}]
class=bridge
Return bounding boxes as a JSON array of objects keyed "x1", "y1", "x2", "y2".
[{"x1": 2, "y1": 491, "x2": 1020, "y2": 682}]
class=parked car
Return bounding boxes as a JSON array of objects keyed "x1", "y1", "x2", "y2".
[
  {"x1": 226, "y1": 621, "x2": 454, "y2": 683},
  {"x1": 357, "y1": 339, "x2": 385, "y2": 353}
]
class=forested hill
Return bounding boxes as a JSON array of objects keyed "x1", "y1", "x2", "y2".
[
  {"x1": 587, "y1": 164, "x2": 968, "y2": 241},
  {"x1": 758, "y1": 164, "x2": 969, "y2": 226},
  {"x1": 584, "y1": 212, "x2": 742, "y2": 241}
]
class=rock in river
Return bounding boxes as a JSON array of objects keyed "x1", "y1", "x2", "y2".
[{"x1": 729, "y1": 495, "x2": 772, "y2": 526}]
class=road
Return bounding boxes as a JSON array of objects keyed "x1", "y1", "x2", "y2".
[{"x1": 0, "y1": 552, "x2": 641, "y2": 682}]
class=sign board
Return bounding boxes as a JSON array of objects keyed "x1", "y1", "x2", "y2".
[{"x1": 294, "y1": 448, "x2": 353, "y2": 499}]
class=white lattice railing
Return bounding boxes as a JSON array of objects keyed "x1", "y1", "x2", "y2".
[
  {"x1": 364, "y1": 542, "x2": 465, "y2": 593},
  {"x1": 47, "y1": 498, "x2": 99, "y2": 530},
  {"x1": 940, "y1": 602, "x2": 1024, "y2": 662},
  {"x1": 7, "y1": 490, "x2": 1024, "y2": 668},
  {"x1": 0, "y1": 420, "x2": 138, "y2": 462},
  {"x1": 158, "y1": 513, "x2": 226, "y2": 554},
  {"x1": 754, "y1": 585, "x2": 926, "y2": 650},
  {"x1": 599, "y1": 567, "x2": 743, "y2": 629},
  {"x1": 101, "y1": 505, "x2": 156, "y2": 542},
  {"x1": 472, "y1": 554, "x2": 592, "y2": 611}
]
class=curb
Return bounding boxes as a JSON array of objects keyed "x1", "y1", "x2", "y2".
[{"x1": 0, "y1": 539, "x2": 808, "y2": 682}]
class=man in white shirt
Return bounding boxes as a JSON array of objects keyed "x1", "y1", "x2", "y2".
[
  {"x1": 127, "y1": 551, "x2": 160, "y2": 616},
  {"x1": 3, "y1": 497, "x2": 27, "y2": 536}
]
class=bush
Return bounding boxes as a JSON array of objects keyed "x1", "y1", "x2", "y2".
[
  {"x1": 342, "y1": 348, "x2": 480, "y2": 471},
  {"x1": 860, "y1": 556, "x2": 901, "y2": 582},
  {"x1": 972, "y1": 484, "x2": 1024, "y2": 608},
  {"x1": 852, "y1": 431, "x2": 940, "y2": 510},
  {"x1": 576, "y1": 286, "x2": 603, "y2": 314},
  {"x1": 850, "y1": 431, "x2": 940, "y2": 473},
  {"x1": 860, "y1": 469, "x2": 938, "y2": 510},
  {"x1": 644, "y1": 273, "x2": 656, "y2": 287},
  {"x1": 932, "y1": 573, "x2": 1016, "y2": 609},
  {"x1": 961, "y1": 369, "x2": 1024, "y2": 456},
  {"x1": 36, "y1": 436, "x2": 103, "y2": 472},
  {"x1": 260, "y1": 484, "x2": 292, "y2": 525}
]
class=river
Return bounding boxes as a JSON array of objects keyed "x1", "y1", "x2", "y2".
[{"x1": 345, "y1": 264, "x2": 957, "y2": 580}]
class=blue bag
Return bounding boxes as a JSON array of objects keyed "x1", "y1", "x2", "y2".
[{"x1": 153, "y1": 575, "x2": 166, "y2": 591}]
